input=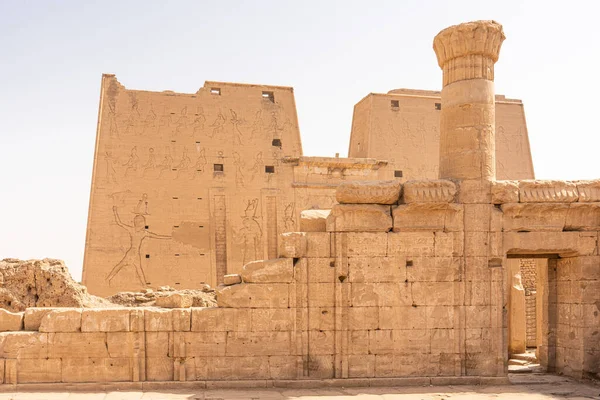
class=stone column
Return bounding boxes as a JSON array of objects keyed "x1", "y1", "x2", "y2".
[{"x1": 433, "y1": 21, "x2": 505, "y2": 181}]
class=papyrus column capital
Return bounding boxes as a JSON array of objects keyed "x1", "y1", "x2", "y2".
[{"x1": 433, "y1": 20, "x2": 505, "y2": 86}]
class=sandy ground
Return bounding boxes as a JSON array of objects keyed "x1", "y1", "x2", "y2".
[{"x1": 0, "y1": 375, "x2": 598, "y2": 400}]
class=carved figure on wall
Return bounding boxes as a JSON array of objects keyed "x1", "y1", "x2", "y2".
[
  {"x1": 144, "y1": 106, "x2": 157, "y2": 130},
  {"x1": 104, "y1": 151, "x2": 118, "y2": 184},
  {"x1": 106, "y1": 205, "x2": 170, "y2": 286},
  {"x1": 123, "y1": 146, "x2": 140, "y2": 177},
  {"x1": 209, "y1": 112, "x2": 226, "y2": 138},
  {"x1": 134, "y1": 193, "x2": 150, "y2": 215},
  {"x1": 158, "y1": 149, "x2": 174, "y2": 178},
  {"x1": 124, "y1": 94, "x2": 141, "y2": 136},
  {"x1": 107, "y1": 102, "x2": 119, "y2": 138},
  {"x1": 191, "y1": 148, "x2": 207, "y2": 179},
  {"x1": 157, "y1": 107, "x2": 171, "y2": 135},
  {"x1": 284, "y1": 203, "x2": 296, "y2": 231},
  {"x1": 232, "y1": 151, "x2": 245, "y2": 187},
  {"x1": 268, "y1": 111, "x2": 282, "y2": 138},
  {"x1": 230, "y1": 109, "x2": 244, "y2": 145},
  {"x1": 142, "y1": 148, "x2": 156, "y2": 176},
  {"x1": 192, "y1": 107, "x2": 206, "y2": 136},
  {"x1": 175, "y1": 106, "x2": 189, "y2": 135},
  {"x1": 238, "y1": 198, "x2": 262, "y2": 265},
  {"x1": 175, "y1": 147, "x2": 191, "y2": 179},
  {"x1": 250, "y1": 110, "x2": 262, "y2": 140},
  {"x1": 250, "y1": 152, "x2": 263, "y2": 181}
]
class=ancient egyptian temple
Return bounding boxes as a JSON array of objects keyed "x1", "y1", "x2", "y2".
[{"x1": 0, "y1": 20, "x2": 598, "y2": 388}]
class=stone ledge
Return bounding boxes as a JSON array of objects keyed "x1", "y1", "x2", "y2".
[{"x1": 0, "y1": 375, "x2": 511, "y2": 391}]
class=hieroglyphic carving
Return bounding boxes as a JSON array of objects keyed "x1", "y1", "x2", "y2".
[
  {"x1": 284, "y1": 202, "x2": 296, "y2": 231},
  {"x1": 104, "y1": 151, "x2": 118, "y2": 183},
  {"x1": 192, "y1": 107, "x2": 206, "y2": 136},
  {"x1": 175, "y1": 106, "x2": 189, "y2": 136},
  {"x1": 209, "y1": 112, "x2": 226, "y2": 138},
  {"x1": 142, "y1": 148, "x2": 156, "y2": 177},
  {"x1": 266, "y1": 196, "x2": 278, "y2": 259},
  {"x1": 191, "y1": 148, "x2": 207, "y2": 179},
  {"x1": 213, "y1": 195, "x2": 228, "y2": 283},
  {"x1": 230, "y1": 109, "x2": 244, "y2": 145},
  {"x1": 250, "y1": 110, "x2": 262, "y2": 140},
  {"x1": 107, "y1": 205, "x2": 170, "y2": 286},
  {"x1": 124, "y1": 93, "x2": 140, "y2": 136},
  {"x1": 157, "y1": 107, "x2": 171, "y2": 135},
  {"x1": 134, "y1": 193, "x2": 149, "y2": 215},
  {"x1": 158, "y1": 148, "x2": 174, "y2": 178},
  {"x1": 238, "y1": 198, "x2": 263, "y2": 265},
  {"x1": 123, "y1": 146, "x2": 140, "y2": 177},
  {"x1": 174, "y1": 147, "x2": 191, "y2": 179},
  {"x1": 232, "y1": 151, "x2": 245, "y2": 187}
]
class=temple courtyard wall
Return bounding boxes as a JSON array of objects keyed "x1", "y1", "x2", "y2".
[{"x1": 1, "y1": 179, "x2": 599, "y2": 387}]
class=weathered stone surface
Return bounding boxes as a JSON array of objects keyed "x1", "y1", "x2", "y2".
[
  {"x1": 144, "y1": 309, "x2": 173, "y2": 331},
  {"x1": 155, "y1": 293, "x2": 193, "y2": 308},
  {"x1": 392, "y1": 203, "x2": 463, "y2": 232},
  {"x1": 576, "y1": 180, "x2": 600, "y2": 202},
  {"x1": 503, "y1": 232, "x2": 597, "y2": 257},
  {"x1": 242, "y1": 258, "x2": 293, "y2": 283},
  {"x1": 223, "y1": 274, "x2": 242, "y2": 286},
  {"x1": 403, "y1": 180, "x2": 456, "y2": 204},
  {"x1": 299, "y1": 209, "x2": 330, "y2": 232},
  {"x1": 0, "y1": 259, "x2": 108, "y2": 312},
  {"x1": 17, "y1": 358, "x2": 61, "y2": 383},
  {"x1": 278, "y1": 232, "x2": 307, "y2": 258},
  {"x1": 519, "y1": 180, "x2": 579, "y2": 203},
  {"x1": 217, "y1": 283, "x2": 289, "y2": 308},
  {"x1": 0, "y1": 332, "x2": 48, "y2": 358},
  {"x1": 191, "y1": 308, "x2": 252, "y2": 332},
  {"x1": 491, "y1": 180, "x2": 519, "y2": 204},
  {"x1": 502, "y1": 203, "x2": 569, "y2": 232},
  {"x1": 81, "y1": 308, "x2": 130, "y2": 332},
  {"x1": 39, "y1": 308, "x2": 82, "y2": 333},
  {"x1": 336, "y1": 180, "x2": 402, "y2": 205},
  {"x1": 23, "y1": 307, "x2": 55, "y2": 331},
  {"x1": 565, "y1": 203, "x2": 600, "y2": 231},
  {"x1": 326, "y1": 204, "x2": 392, "y2": 232},
  {"x1": 0, "y1": 309, "x2": 23, "y2": 332}
]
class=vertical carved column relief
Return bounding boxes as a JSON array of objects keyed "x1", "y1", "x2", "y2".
[
  {"x1": 266, "y1": 196, "x2": 278, "y2": 259},
  {"x1": 213, "y1": 195, "x2": 228, "y2": 284}
]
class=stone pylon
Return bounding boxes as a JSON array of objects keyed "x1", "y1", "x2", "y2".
[{"x1": 433, "y1": 21, "x2": 505, "y2": 182}]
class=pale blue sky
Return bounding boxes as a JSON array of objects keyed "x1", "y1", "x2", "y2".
[{"x1": 1, "y1": 0, "x2": 598, "y2": 281}]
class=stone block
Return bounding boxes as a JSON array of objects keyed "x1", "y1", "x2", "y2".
[
  {"x1": 144, "y1": 309, "x2": 173, "y2": 331},
  {"x1": 369, "y1": 329, "x2": 394, "y2": 354},
  {"x1": 374, "y1": 354, "x2": 394, "y2": 377},
  {"x1": 405, "y1": 257, "x2": 461, "y2": 282},
  {"x1": 307, "y1": 307, "x2": 335, "y2": 331},
  {"x1": 348, "y1": 307, "x2": 379, "y2": 330},
  {"x1": 346, "y1": 232, "x2": 388, "y2": 256},
  {"x1": 465, "y1": 281, "x2": 492, "y2": 306},
  {"x1": 0, "y1": 331, "x2": 48, "y2": 358},
  {"x1": 146, "y1": 357, "x2": 174, "y2": 381},
  {"x1": 519, "y1": 180, "x2": 579, "y2": 203},
  {"x1": 503, "y1": 232, "x2": 597, "y2": 257},
  {"x1": 48, "y1": 332, "x2": 108, "y2": 358},
  {"x1": 192, "y1": 307, "x2": 251, "y2": 332},
  {"x1": 565, "y1": 203, "x2": 600, "y2": 231},
  {"x1": 106, "y1": 331, "x2": 144, "y2": 357},
  {"x1": 295, "y1": 258, "x2": 335, "y2": 283},
  {"x1": 155, "y1": 293, "x2": 193, "y2": 308},
  {"x1": 299, "y1": 209, "x2": 330, "y2": 232},
  {"x1": 351, "y1": 282, "x2": 411, "y2": 307},
  {"x1": 394, "y1": 329, "x2": 430, "y2": 353},
  {"x1": 242, "y1": 258, "x2": 293, "y2": 283},
  {"x1": 130, "y1": 308, "x2": 144, "y2": 332},
  {"x1": 412, "y1": 282, "x2": 456, "y2": 306},
  {"x1": 81, "y1": 308, "x2": 130, "y2": 332},
  {"x1": 403, "y1": 179, "x2": 456, "y2": 203},
  {"x1": 184, "y1": 332, "x2": 226, "y2": 356},
  {"x1": 348, "y1": 354, "x2": 375, "y2": 378},
  {"x1": 23, "y1": 308, "x2": 55, "y2": 331},
  {"x1": 388, "y1": 232, "x2": 435, "y2": 257},
  {"x1": 269, "y1": 355, "x2": 299, "y2": 379},
  {"x1": 278, "y1": 232, "x2": 307, "y2": 258},
  {"x1": 217, "y1": 283, "x2": 289, "y2": 308},
  {"x1": 306, "y1": 283, "x2": 335, "y2": 307},
  {"x1": 426, "y1": 306, "x2": 454, "y2": 329},
  {"x1": 306, "y1": 355, "x2": 334, "y2": 379},
  {"x1": 576, "y1": 180, "x2": 600, "y2": 202},
  {"x1": 433, "y1": 232, "x2": 464, "y2": 257},
  {"x1": 464, "y1": 204, "x2": 493, "y2": 232},
  {"x1": 392, "y1": 203, "x2": 463, "y2": 232},
  {"x1": 308, "y1": 330, "x2": 335, "y2": 355},
  {"x1": 466, "y1": 305, "x2": 492, "y2": 328},
  {"x1": 226, "y1": 331, "x2": 292, "y2": 356},
  {"x1": 306, "y1": 232, "x2": 332, "y2": 257},
  {"x1": 172, "y1": 308, "x2": 191, "y2": 331},
  {"x1": 464, "y1": 231, "x2": 489, "y2": 257},
  {"x1": 39, "y1": 308, "x2": 82, "y2": 333},
  {"x1": 491, "y1": 180, "x2": 519, "y2": 204},
  {"x1": 379, "y1": 306, "x2": 427, "y2": 330},
  {"x1": 252, "y1": 308, "x2": 293, "y2": 331},
  {"x1": 223, "y1": 274, "x2": 242, "y2": 286},
  {"x1": 0, "y1": 309, "x2": 23, "y2": 332},
  {"x1": 457, "y1": 179, "x2": 492, "y2": 204},
  {"x1": 348, "y1": 256, "x2": 405, "y2": 283},
  {"x1": 349, "y1": 330, "x2": 369, "y2": 355},
  {"x1": 61, "y1": 357, "x2": 131, "y2": 382},
  {"x1": 326, "y1": 204, "x2": 392, "y2": 232},
  {"x1": 394, "y1": 354, "x2": 434, "y2": 376},
  {"x1": 502, "y1": 203, "x2": 569, "y2": 232},
  {"x1": 336, "y1": 180, "x2": 402, "y2": 205},
  {"x1": 17, "y1": 358, "x2": 61, "y2": 383},
  {"x1": 208, "y1": 356, "x2": 270, "y2": 380},
  {"x1": 145, "y1": 331, "x2": 170, "y2": 357}
]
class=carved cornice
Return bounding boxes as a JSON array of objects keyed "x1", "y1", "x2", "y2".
[{"x1": 433, "y1": 20, "x2": 505, "y2": 86}]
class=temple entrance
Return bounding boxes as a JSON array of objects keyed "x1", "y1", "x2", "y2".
[{"x1": 507, "y1": 255, "x2": 557, "y2": 373}]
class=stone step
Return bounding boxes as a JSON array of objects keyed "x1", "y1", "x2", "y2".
[{"x1": 511, "y1": 352, "x2": 538, "y2": 363}]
